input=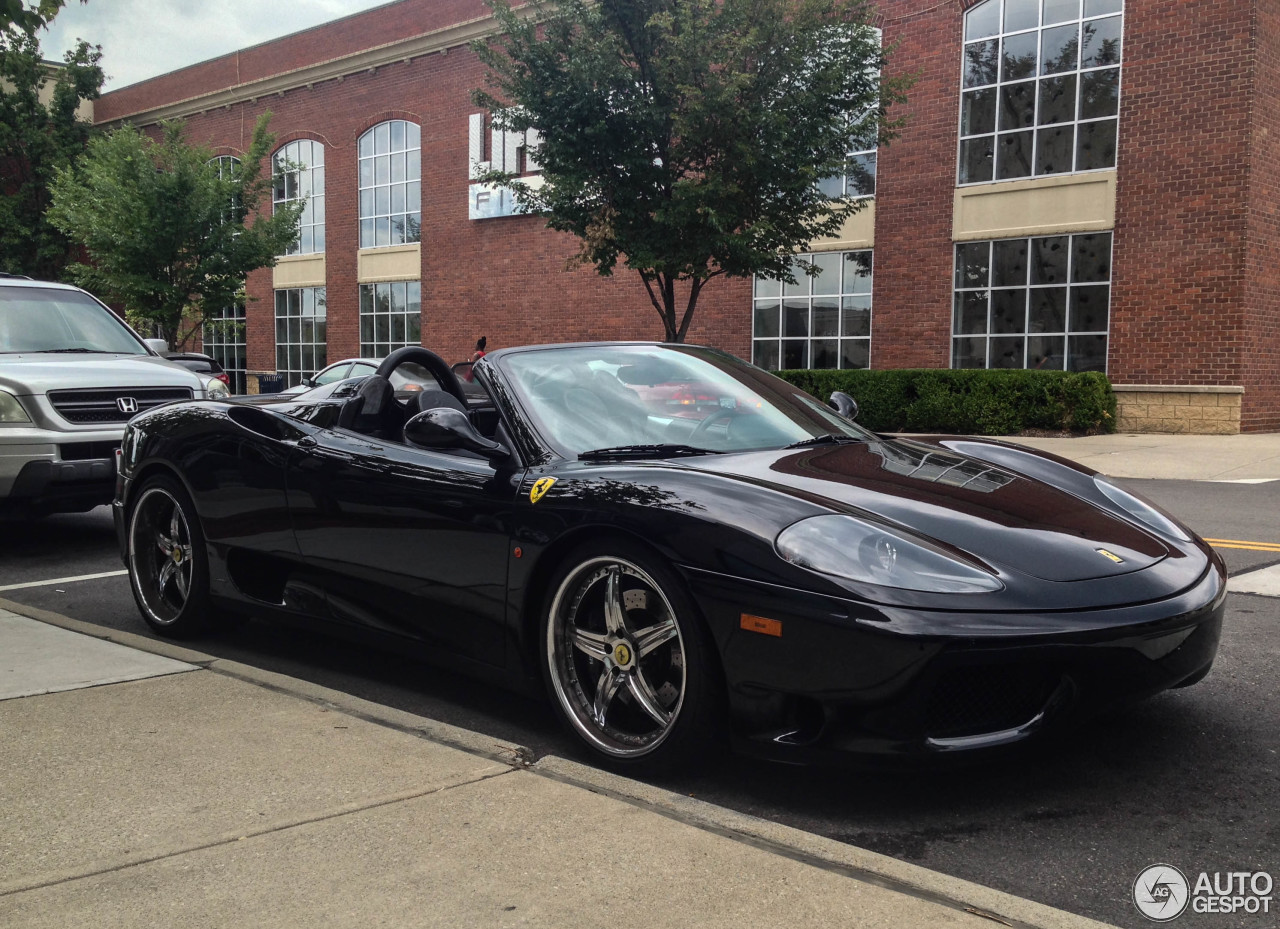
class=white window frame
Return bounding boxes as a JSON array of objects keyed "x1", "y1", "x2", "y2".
[
  {"x1": 273, "y1": 139, "x2": 325, "y2": 255},
  {"x1": 752, "y1": 251, "x2": 873, "y2": 371},
  {"x1": 957, "y1": 0, "x2": 1123, "y2": 185},
  {"x1": 203, "y1": 304, "x2": 246, "y2": 394},
  {"x1": 950, "y1": 231, "x2": 1112, "y2": 372},
  {"x1": 274, "y1": 287, "x2": 328, "y2": 388},
  {"x1": 359, "y1": 281, "x2": 422, "y2": 358},
  {"x1": 358, "y1": 120, "x2": 422, "y2": 248}
]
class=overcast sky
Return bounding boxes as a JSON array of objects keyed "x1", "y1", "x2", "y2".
[{"x1": 41, "y1": 0, "x2": 394, "y2": 91}]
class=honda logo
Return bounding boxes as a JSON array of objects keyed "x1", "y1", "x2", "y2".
[{"x1": 116, "y1": 397, "x2": 138, "y2": 414}]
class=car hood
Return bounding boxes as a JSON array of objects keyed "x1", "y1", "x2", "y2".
[
  {"x1": 0, "y1": 353, "x2": 204, "y2": 395},
  {"x1": 676, "y1": 437, "x2": 1172, "y2": 583}
]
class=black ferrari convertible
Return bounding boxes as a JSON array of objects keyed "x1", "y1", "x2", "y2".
[{"x1": 114, "y1": 342, "x2": 1225, "y2": 771}]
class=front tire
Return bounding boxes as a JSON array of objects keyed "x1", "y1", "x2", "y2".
[
  {"x1": 127, "y1": 475, "x2": 212, "y2": 638},
  {"x1": 541, "y1": 542, "x2": 721, "y2": 773}
]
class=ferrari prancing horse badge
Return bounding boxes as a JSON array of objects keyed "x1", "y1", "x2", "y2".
[{"x1": 530, "y1": 477, "x2": 557, "y2": 504}]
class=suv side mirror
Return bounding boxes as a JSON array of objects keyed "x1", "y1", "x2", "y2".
[
  {"x1": 144, "y1": 339, "x2": 169, "y2": 354},
  {"x1": 828, "y1": 391, "x2": 859, "y2": 421},
  {"x1": 404, "y1": 407, "x2": 510, "y2": 462}
]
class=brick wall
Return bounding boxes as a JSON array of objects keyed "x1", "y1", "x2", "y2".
[
  {"x1": 94, "y1": 0, "x2": 1278, "y2": 431},
  {"x1": 1107, "y1": 1, "x2": 1255, "y2": 402},
  {"x1": 871, "y1": 1, "x2": 966, "y2": 370},
  {"x1": 1244, "y1": 0, "x2": 1280, "y2": 430},
  {"x1": 151, "y1": 47, "x2": 747, "y2": 372}
]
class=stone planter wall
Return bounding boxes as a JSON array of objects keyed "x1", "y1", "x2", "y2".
[{"x1": 1113, "y1": 385, "x2": 1243, "y2": 435}]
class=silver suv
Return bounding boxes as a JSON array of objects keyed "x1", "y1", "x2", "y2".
[{"x1": 0, "y1": 277, "x2": 226, "y2": 516}]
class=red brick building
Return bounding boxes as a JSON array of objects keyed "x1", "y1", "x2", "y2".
[{"x1": 92, "y1": 0, "x2": 1279, "y2": 432}]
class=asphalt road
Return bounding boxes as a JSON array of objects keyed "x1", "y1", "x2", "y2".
[{"x1": 2, "y1": 479, "x2": 1277, "y2": 929}]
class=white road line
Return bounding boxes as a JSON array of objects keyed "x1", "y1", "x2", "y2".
[
  {"x1": 0, "y1": 570, "x2": 128, "y2": 592},
  {"x1": 1207, "y1": 478, "x2": 1279, "y2": 484}
]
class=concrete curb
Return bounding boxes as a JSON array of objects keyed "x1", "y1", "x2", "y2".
[
  {"x1": 0, "y1": 595, "x2": 531, "y2": 770},
  {"x1": 3, "y1": 596, "x2": 1118, "y2": 929},
  {"x1": 0, "y1": 596, "x2": 215, "y2": 667}
]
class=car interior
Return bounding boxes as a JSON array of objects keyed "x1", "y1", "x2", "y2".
[{"x1": 324, "y1": 348, "x2": 508, "y2": 457}]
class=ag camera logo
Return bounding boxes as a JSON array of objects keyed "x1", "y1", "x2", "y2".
[
  {"x1": 1133, "y1": 864, "x2": 1189, "y2": 921},
  {"x1": 1133, "y1": 865, "x2": 1275, "y2": 920}
]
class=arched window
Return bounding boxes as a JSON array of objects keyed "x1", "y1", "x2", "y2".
[
  {"x1": 358, "y1": 120, "x2": 421, "y2": 248},
  {"x1": 958, "y1": 0, "x2": 1122, "y2": 185},
  {"x1": 210, "y1": 154, "x2": 239, "y2": 179},
  {"x1": 204, "y1": 156, "x2": 245, "y2": 390},
  {"x1": 273, "y1": 140, "x2": 325, "y2": 255}
]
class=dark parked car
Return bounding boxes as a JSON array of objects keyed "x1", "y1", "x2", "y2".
[
  {"x1": 160, "y1": 352, "x2": 230, "y2": 390},
  {"x1": 113, "y1": 342, "x2": 1225, "y2": 772}
]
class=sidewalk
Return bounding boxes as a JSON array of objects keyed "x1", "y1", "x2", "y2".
[
  {"x1": 0, "y1": 602, "x2": 1117, "y2": 929},
  {"x1": 1004, "y1": 432, "x2": 1280, "y2": 481}
]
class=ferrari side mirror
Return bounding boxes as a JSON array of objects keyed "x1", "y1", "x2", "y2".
[
  {"x1": 829, "y1": 391, "x2": 859, "y2": 421},
  {"x1": 404, "y1": 407, "x2": 510, "y2": 462}
]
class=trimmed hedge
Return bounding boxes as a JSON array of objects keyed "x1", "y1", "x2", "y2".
[{"x1": 773, "y1": 368, "x2": 1116, "y2": 435}]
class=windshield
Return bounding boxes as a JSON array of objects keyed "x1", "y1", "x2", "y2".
[
  {"x1": 0, "y1": 287, "x2": 146, "y2": 354},
  {"x1": 499, "y1": 344, "x2": 874, "y2": 457}
]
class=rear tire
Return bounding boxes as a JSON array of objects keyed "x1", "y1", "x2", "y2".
[
  {"x1": 126, "y1": 475, "x2": 213, "y2": 638},
  {"x1": 541, "y1": 540, "x2": 722, "y2": 774}
]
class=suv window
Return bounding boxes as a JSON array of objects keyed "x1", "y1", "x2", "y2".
[{"x1": 0, "y1": 287, "x2": 146, "y2": 354}]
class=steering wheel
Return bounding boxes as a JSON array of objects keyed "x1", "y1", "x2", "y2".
[
  {"x1": 690, "y1": 407, "x2": 743, "y2": 442},
  {"x1": 373, "y1": 346, "x2": 468, "y2": 407}
]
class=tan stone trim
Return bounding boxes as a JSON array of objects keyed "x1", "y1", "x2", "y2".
[
  {"x1": 357, "y1": 243, "x2": 421, "y2": 283},
  {"x1": 99, "y1": 9, "x2": 533, "y2": 127},
  {"x1": 953, "y1": 170, "x2": 1116, "y2": 241},
  {"x1": 272, "y1": 254, "x2": 326, "y2": 289},
  {"x1": 1112, "y1": 384, "x2": 1244, "y2": 394},
  {"x1": 812, "y1": 200, "x2": 875, "y2": 251}
]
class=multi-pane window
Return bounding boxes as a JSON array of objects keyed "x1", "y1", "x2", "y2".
[
  {"x1": 359, "y1": 281, "x2": 422, "y2": 358},
  {"x1": 273, "y1": 139, "x2": 325, "y2": 255},
  {"x1": 209, "y1": 155, "x2": 241, "y2": 223},
  {"x1": 358, "y1": 120, "x2": 421, "y2": 248},
  {"x1": 274, "y1": 287, "x2": 327, "y2": 388},
  {"x1": 818, "y1": 145, "x2": 877, "y2": 199},
  {"x1": 952, "y1": 231, "x2": 1111, "y2": 371},
  {"x1": 753, "y1": 251, "x2": 872, "y2": 371},
  {"x1": 210, "y1": 155, "x2": 239, "y2": 179},
  {"x1": 819, "y1": 28, "x2": 880, "y2": 199},
  {"x1": 203, "y1": 305, "x2": 246, "y2": 394},
  {"x1": 959, "y1": 0, "x2": 1122, "y2": 184}
]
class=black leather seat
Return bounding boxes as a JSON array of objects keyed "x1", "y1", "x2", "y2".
[
  {"x1": 415, "y1": 388, "x2": 466, "y2": 414},
  {"x1": 336, "y1": 376, "x2": 402, "y2": 439}
]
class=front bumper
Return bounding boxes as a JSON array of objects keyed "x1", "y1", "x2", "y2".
[
  {"x1": 683, "y1": 556, "x2": 1227, "y2": 763},
  {"x1": 0, "y1": 428, "x2": 123, "y2": 513}
]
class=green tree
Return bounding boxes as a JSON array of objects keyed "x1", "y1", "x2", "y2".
[
  {"x1": 473, "y1": 0, "x2": 906, "y2": 342},
  {"x1": 48, "y1": 115, "x2": 303, "y2": 349},
  {"x1": 0, "y1": 31, "x2": 102, "y2": 278},
  {"x1": 0, "y1": 1, "x2": 84, "y2": 39}
]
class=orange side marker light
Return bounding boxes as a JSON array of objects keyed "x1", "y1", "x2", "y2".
[{"x1": 740, "y1": 614, "x2": 782, "y2": 637}]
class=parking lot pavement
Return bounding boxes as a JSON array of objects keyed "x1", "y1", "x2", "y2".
[{"x1": 0, "y1": 606, "x2": 1118, "y2": 929}]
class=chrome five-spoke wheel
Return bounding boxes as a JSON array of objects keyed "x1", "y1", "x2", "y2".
[
  {"x1": 127, "y1": 478, "x2": 210, "y2": 636},
  {"x1": 544, "y1": 548, "x2": 717, "y2": 770}
]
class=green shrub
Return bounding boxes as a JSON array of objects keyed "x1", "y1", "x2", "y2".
[{"x1": 773, "y1": 368, "x2": 1116, "y2": 435}]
